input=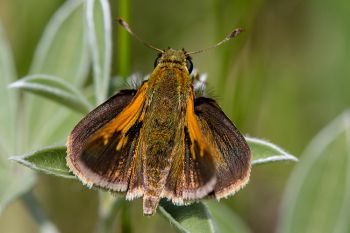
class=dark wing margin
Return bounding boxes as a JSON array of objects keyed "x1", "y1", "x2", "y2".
[
  {"x1": 194, "y1": 97, "x2": 251, "y2": 199},
  {"x1": 67, "y1": 82, "x2": 148, "y2": 196}
]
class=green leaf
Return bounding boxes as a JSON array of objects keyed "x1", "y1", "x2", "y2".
[
  {"x1": 245, "y1": 137, "x2": 298, "y2": 165},
  {"x1": 34, "y1": 111, "x2": 81, "y2": 147},
  {"x1": 86, "y1": 0, "x2": 112, "y2": 104},
  {"x1": 116, "y1": 0, "x2": 131, "y2": 78},
  {"x1": 0, "y1": 164, "x2": 36, "y2": 214},
  {"x1": 9, "y1": 146, "x2": 73, "y2": 179},
  {"x1": 0, "y1": 23, "x2": 35, "y2": 215},
  {"x1": 21, "y1": 192, "x2": 60, "y2": 233},
  {"x1": 30, "y1": 0, "x2": 89, "y2": 84},
  {"x1": 9, "y1": 75, "x2": 92, "y2": 114},
  {"x1": 24, "y1": 0, "x2": 90, "y2": 149},
  {"x1": 0, "y1": 24, "x2": 17, "y2": 154},
  {"x1": 206, "y1": 201, "x2": 252, "y2": 233},
  {"x1": 159, "y1": 200, "x2": 215, "y2": 233},
  {"x1": 278, "y1": 111, "x2": 350, "y2": 233},
  {"x1": 96, "y1": 193, "x2": 125, "y2": 233}
]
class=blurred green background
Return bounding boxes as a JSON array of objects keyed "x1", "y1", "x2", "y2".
[{"x1": 1, "y1": 0, "x2": 350, "y2": 232}]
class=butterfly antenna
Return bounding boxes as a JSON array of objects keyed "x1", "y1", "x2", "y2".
[
  {"x1": 117, "y1": 17, "x2": 164, "y2": 53},
  {"x1": 186, "y1": 28, "x2": 244, "y2": 55}
]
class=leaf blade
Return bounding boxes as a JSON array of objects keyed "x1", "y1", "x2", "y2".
[
  {"x1": 30, "y1": 0, "x2": 89, "y2": 83},
  {"x1": 0, "y1": 165, "x2": 36, "y2": 214},
  {"x1": 278, "y1": 111, "x2": 350, "y2": 233},
  {"x1": 0, "y1": 23, "x2": 36, "y2": 215},
  {"x1": 9, "y1": 75, "x2": 92, "y2": 114},
  {"x1": 206, "y1": 201, "x2": 252, "y2": 233},
  {"x1": 159, "y1": 200, "x2": 215, "y2": 233},
  {"x1": 246, "y1": 137, "x2": 298, "y2": 165},
  {"x1": 24, "y1": 0, "x2": 90, "y2": 150},
  {"x1": 10, "y1": 145, "x2": 73, "y2": 179},
  {"x1": 86, "y1": 0, "x2": 112, "y2": 104},
  {"x1": 0, "y1": 24, "x2": 17, "y2": 153}
]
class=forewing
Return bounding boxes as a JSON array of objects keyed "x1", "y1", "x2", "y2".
[
  {"x1": 67, "y1": 82, "x2": 148, "y2": 194},
  {"x1": 194, "y1": 97, "x2": 251, "y2": 199}
]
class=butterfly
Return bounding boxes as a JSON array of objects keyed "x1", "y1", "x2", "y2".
[{"x1": 66, "y1": 18, "x2": 251, "y2": 215}]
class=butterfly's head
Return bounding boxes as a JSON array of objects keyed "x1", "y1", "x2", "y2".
[{"x1": 153, "y1": 48, "x2": 193, "y2": 74}]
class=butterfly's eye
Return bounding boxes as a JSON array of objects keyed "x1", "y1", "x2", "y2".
[
  {"x1": 186, "y1": 58, "x2": 193, "y2": 74},
  {"x1": 154, "y1": 54, "x2": 162, "y2": 68}
]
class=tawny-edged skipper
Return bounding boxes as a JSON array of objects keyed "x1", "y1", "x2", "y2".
[{"x1": 67, "y1": 18, "x2": 251, "y2": 215}]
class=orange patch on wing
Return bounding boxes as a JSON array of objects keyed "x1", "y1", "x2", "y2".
[
  {"x1": 89, "y1": 82, "x2": 148, "y2": 147},
  {"x1": 186, "y1": 90, "x2": 209, "y2": 159}
]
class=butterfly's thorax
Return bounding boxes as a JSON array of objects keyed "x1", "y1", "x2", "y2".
[{"x1": 140, "y1": 49, "x2": 192, "y2": 207}]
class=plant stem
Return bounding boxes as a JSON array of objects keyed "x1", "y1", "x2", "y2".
[
  {"x1": 96, "y1": 192, "x2": 125, "y2": 233},
  {"x1": 117, "y1": 0, "x2": 131, "y2": 78},
  {"x1": 121, "y1": 201, "x2": 132, "y2": 233},
  {"x1": 22, "y1": 192, "x2": 60, "y2": 233}
]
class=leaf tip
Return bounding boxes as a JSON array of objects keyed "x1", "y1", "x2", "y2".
[
  {"x1": 252, "y1": 154, "x2": 298, "y2": 165},
  {"x1": 8, "y1": 155, "x2": 20, "y2": 161},
  {"x1": 7, "y1": 81, "x2": 22, "y2": 89},
  {"x1": 8, "y1": 155, "x2": 29, "y2": 167},
  {"x1": 246, "y1": 136, "x2": 299, "y2": 165}
]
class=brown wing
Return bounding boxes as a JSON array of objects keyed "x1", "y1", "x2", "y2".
[
  {"x1": 163, "y1": 92, "x2": 216, "y2": 204},
  {"x1": 194, "y1": 97, "x2": 251, "y2": 199},
  {"x1": 67, "y1": 82, "x2": 148, "y2": 198}
]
